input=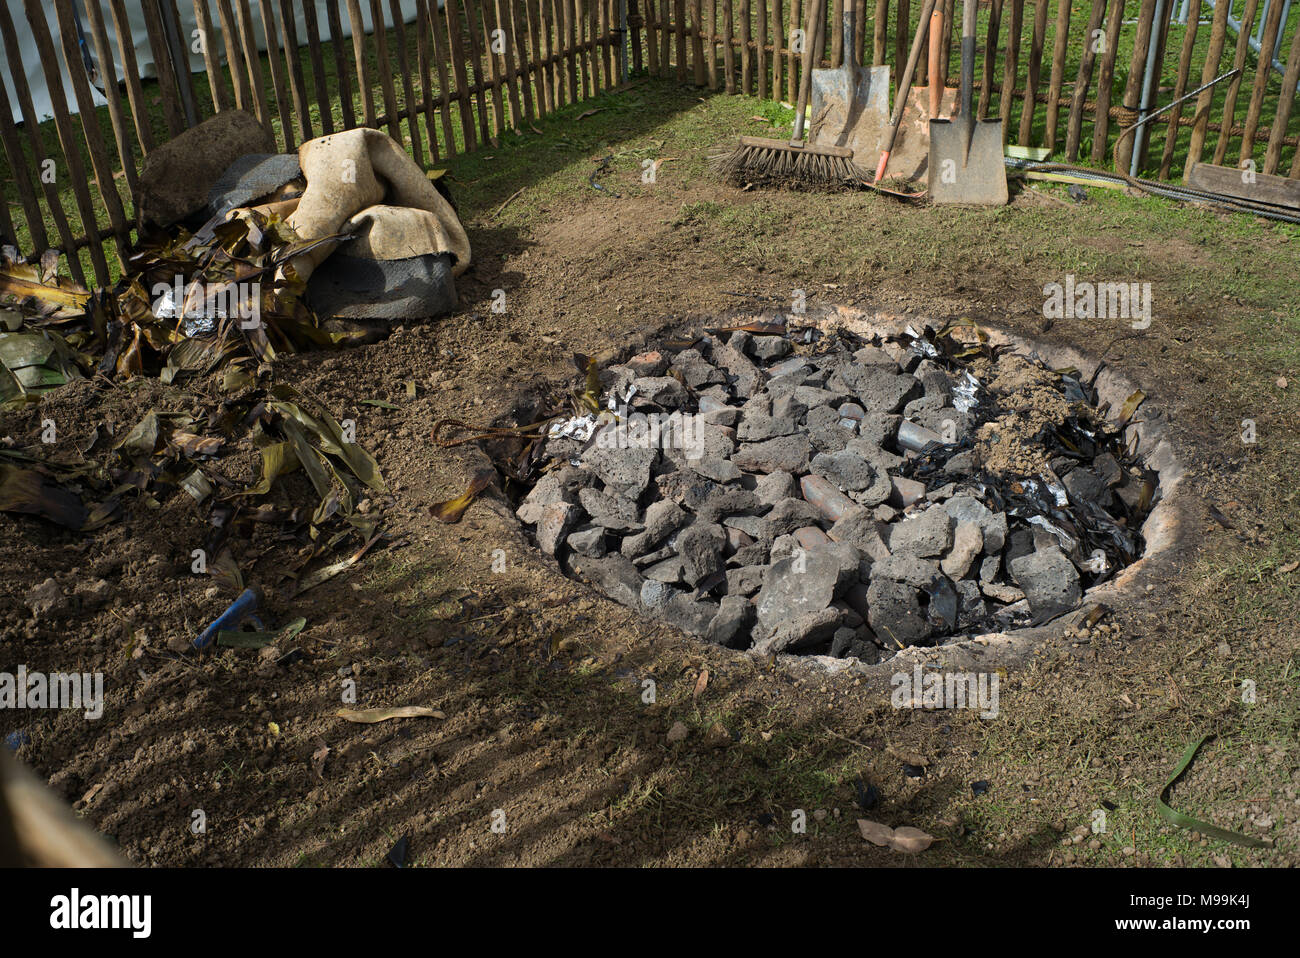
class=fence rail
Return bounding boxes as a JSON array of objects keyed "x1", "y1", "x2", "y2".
[{"x1": 0, "y1": 0, "x2": 1297, "y2": 289}]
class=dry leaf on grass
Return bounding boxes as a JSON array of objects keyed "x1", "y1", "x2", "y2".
[
  {"x1": 856, "y1": 819, "x2": 935, "y2": 853},
  {"x1": 336, "y1": 706, "x2": 446, "y2": 724},
  {"x1": 692, "y1": 668, "x2": 710, "y2": 699}
]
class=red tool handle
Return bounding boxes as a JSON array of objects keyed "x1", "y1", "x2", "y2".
[{"x1": 874, "y1": 0, "x2": 940, "y2": 183}]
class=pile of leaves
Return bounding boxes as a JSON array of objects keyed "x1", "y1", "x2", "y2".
[{"x1": 0, "y1": 217, "x2": 389, "y2": 598}]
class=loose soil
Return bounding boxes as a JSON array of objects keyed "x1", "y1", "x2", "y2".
[{"x1": 2, "y1": 80, "x2": 1297, "y2": 867}]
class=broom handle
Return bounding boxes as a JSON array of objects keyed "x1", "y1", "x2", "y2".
[
  {"x1": 791, "y1": 0, "x2": 827, "y2": 145},
  {"x1": 874, "y1": 0, "x2": 939, "y2": 180}
]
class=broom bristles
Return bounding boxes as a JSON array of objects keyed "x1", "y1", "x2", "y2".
[{"x1": 715, "y1": 140, "x2": 862, "y2": 190}]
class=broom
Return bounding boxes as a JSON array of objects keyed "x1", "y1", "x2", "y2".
[{"x1": 717, "y1": 0, "x2": 856, "y2": 188}]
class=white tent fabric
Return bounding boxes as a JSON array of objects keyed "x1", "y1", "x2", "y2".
[{"x1": 4, "y1": 1, "x2": 425, "y2": 126}]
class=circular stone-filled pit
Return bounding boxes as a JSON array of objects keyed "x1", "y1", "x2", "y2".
[{"x1": 503, "y1": 310, "x2": 1169, "y2": 669}]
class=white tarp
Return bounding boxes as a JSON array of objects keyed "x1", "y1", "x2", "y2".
[{"x1": 4, "y1": 1, "x2": 425, "y2": 126}]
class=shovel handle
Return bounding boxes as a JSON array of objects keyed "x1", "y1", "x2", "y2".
[
  {"x1": 928, "y1": 9, "x2": 943, "y2": 117},
  {"x1": 875, "y1": 0, "x2": 939, "y2": 181}
]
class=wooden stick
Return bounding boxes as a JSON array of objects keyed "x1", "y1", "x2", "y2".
[
  {"x1": 1239, "y1": 0, "x2": 1286, "y2": 164},
  {"x1": 526, "y1": 0, "x2": 551, "y2": 114},
  {"x1": 0, "y1": 70, "x2": 53, "y2": 257},
  {"x1": 415, "y1": 0, "x2": 440, "y2": 159},
  {"x1": 166, "y1": 0, "x2": 200, "y2": 119},
  {"x1": 872, "y1": 0, "x2": 886, "y2": 66},
  {"x1": 492, "y1": 0, "x2": 525, "y2": 130},
  {"x1": 301, "y1": 0, "x2": 334, "y2": 134},
  {"x1": 1212, "y1": 0, "x2": 1258, "y2": 166},
  {"x1": 52, "y1": 0, "x2": 131, "y2": 267},
  {"x1": 1019, "y1": 0, "x2": 1048, "y2": 145},
  {"x1": 86, "y1": 0, "x2": 141, "y2": 195},
  {"x1": 478, "y1": 1, "x2": 505, "y2": 137},
  {"x1": 757, "y1": 0, "x2": 767, "y2": 98},
  {"x1": 344, "y1": 0, "x2": 375, "y2": 128},
  {"x1": 772, "y1": 0, "x2": 784, "y2": 94},
  {"x1": 368, "y1": 0, "x2": 402, "y2": 142},
  {"x1": 0, "y1": 752, "x2": 123, "y2": 868},
  {"x1": 1182, "y1": 0, "x2": 1229, "y2": 180},
  {"x1": 257, "y1": 0, "x2": 295, "y2": 148},
  {"x1": 1118, "y1": 0, "x2": 1159, "y2": 171},
  {"x1": 1157, "y1": 0, "x2": 1200, "y2": 179},
  {"x1": 694, "y1": 0, "x2": 707, "y2": 84},
  {"x1": 999, "y1": 0, "x2": 1024, "y2": 140},
  {"x1": 389, "y1": 0, "x2": 424, "y2": 162},
  {"x1": 429, "y1": 0, "x2": 459, "y2": 151},
  {"x1": 896, "y1": 0, "x2": 909, "y2": 84},
  {"x1": 565, "y1": 0, "x2": 579, "y2": 102},
  {"x1": 659, "y1": 0, "x2": 671, "y2": 79},
  {"x1": 278, "y1": 0, "x2": 311, "y2": 142},
  {"x1": 1066, "y1": 0, "x2": 1106, "y2": 162},
  {"x1": 592, "y1": 0, "x2": 605, "y2": 93},
  {"x1": 1043, "y1": 0, "x2": 1071, "y2": 153},
  {"x1": 1090, "y1": 0, "x2": 1126, "y2": 167},
  {"x1": 791, "y1": 0, "x2": 803, "y2": 101},
  {"x1": 980, "y1": 0, "x2": 1003, "y2": 119},
  {"x1": 1264, "y1": 18, "x2": 1300, "y2": 175},
  {"x1": 723, "y1": 0, "x2": 736, "y2": 91},
  {"x1": 191, "y1": 0, "x2": 229, "y2": 112},
  {"x1": 325, "y1": 0, "x2": 355, "y2": 128},
  {"x1": 20, "y1": 0, "x2": 110, "y2": 283},
  {"x1": 741, "y1": 0, "x2": 753, "y2": 94},
  {"x1": 111, "y1": 0, "x2": 158, "y2": 152},
  {"x1": 645, "y1": 0, "x2": 660, "y2": 74},
  {"x1": 546, "y1": 0, "x2": 565, "y2": 107},
  {"x1": 444, "y1": 0, "x2": 477, "y2": 150},
  {"x1": 939, "y1": 0, "x2": 954, "y2": 89},
  {"x1": 139, "y1": 0, "x2": 186, "y2": 137},
  {"x1": 832, "y1": 0, "x2": 843, "y2": 67},
  {"x1": 234, "y1": 0, "x2": 271, "y2": 130},
  {"x1": 676, "y1": 0, "x2": 688, "y2": 82}
]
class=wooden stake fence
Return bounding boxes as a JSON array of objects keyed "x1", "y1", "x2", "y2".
[{"x1": 1, "y1": 0, "x2": 1297, "y2": 287}]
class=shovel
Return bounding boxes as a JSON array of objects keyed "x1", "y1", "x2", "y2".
[
  {"x1": 809, "y1": 7, "x2": 889, "y2": 170},
  {"x1": 928, "y1": 0, "x2": 1008, "y2": 205}
]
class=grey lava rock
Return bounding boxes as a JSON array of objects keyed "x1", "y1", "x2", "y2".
[
  {"x1": 732, "y1": 434, "x2": 814, "y2": 474},
  {"x1": 828, "y1": 507, "x2": 892, "y2": 562},
  {"x1": 754, "y1": 546, "x2": 858, "y2": 633},
  {"x1": 677, "y1": 522, "x2": 727, "y2": 585},
  {"x1": 1008, "y1": 548, "x2": 1082, "y2": 619},
  {"x1": 940, "y1": 521, "x2": 984, "y2": 578},
  {"x1": 621, "y1": 500, "x2": 689, "y2": 557},
  {"x1": 581, "y1": 436, "x2": 658, "y2": 499},
  {"x1": 765, "y1": 498, "x2": 824, "y2": 536},
  {"x1": 753, "y1": 607, "x2": 843, "y2": 655},
  {"x1": 753, "y1": 470, "x2": 798, "y2": 505},
  {"x1": 942, "y1": 496, "x2": 1009, "y2": 554},
  {"x1": 567, "y1": 525, "x2": 607, "y2": 558},
  {"x1": 888, "y1": 507, "x2": 955, "y2": 558},
  {"x1": 537, "y1": 502, "x2": 579, "y2": 555},
  {"x1": 706, "y1": 594, "x2": 756, "y2": 646},
  {"x1": 866, "y1": 555, "x2": 947, "y2": 645},
  {"x1": 841, "y1": 364, "x2": 921, "y2": 413},
  {"x1": 571, "y1": 554, "x2": 644, "y2": 610}
]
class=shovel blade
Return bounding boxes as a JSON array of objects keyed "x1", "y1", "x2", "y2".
[
  {"x1": 810, "y1": 65, "x2": 890, "y2": 165},
  {"x1": 927, "y1": 117, "x2": 1008, "y2": 206}
]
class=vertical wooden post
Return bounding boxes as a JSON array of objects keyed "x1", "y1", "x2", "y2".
[
  {"x1": 773, "y1": 0, "x2": 784, "y2": 95},
  {"x1": 1090, "y1": 0, "x2": 1127, "y2": 166},
  {"x1": 1263, "y1": 19, "x2": 1300, "y2": 175},
  {"x1": 872, "y1": 0, "x2": 886, "y2": 66},
  {"x1": 1157, "y1": 0, "x2": 1200, "y2": 179},
  {"x1": 790, "y1": 0, "x2": 802, "y2": 101},
  {"x1": 999, "y1": 0, "x2": 1024, "y2": 140},
  {"x1": 757, "y1": 0, "x2": 767, "y2": 97},
  {"x1": 325, "y1": 0, "x2": 356, "y2": 128},
  {"x1": 741, "y1": 0, "x2": 753, "y2": 93},
  {"x1": 258, "y1": 0, "x2": 295, "y2": 149},
  {"x1": 1211, "y1": 0, "x2": 1258, "y2": 166},
  {"x1": 85, "y1": 0, "x2": 142, "y2": 195},
  {"x1": 1043, "y1": 0, "x2": 1072, "y2": 153},
  {"x1": 1239, "y1": 0, "x2": 1286, "y2": 164},
  {"x1": 1181, "y1": 0, "x2": 1229, "y2": 179},
  {"x1": 191, "y1": 0, "x2": 229, "y2": 112},
  {"x1": 1066, "y1": 0, "x2": 1106, "y2": 161},
  {"x1": 723, "y1": 0, "x2": 736, "y2": 92},
  {"x1": 895, "y1": 0, "x2": 909, "y2": 83},
  {"x1": 367, "y1": 0, "x2": 402, "y2": 142},
  {"x1": 1115, "y1": 0, "x2": 1156, "y2": 172},
  {"x1": 443, "y1": 0, "x2": 477, "y2": 150},
  {"x1": 693, "y1": 0, "x2": 707, "y2": 85},
  {"x1": 1019, "y1": 0, "x2": 1048, "y2": 145},
  {"x1": 980, "y1": 0, "x2": 1003, "y2": 119},
  {"x1": 389, "y1": 0, "x2": 424, "y2": 162},
  {"x1": 300, "y1": 0, "x2": 334, "y2": 135}
]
